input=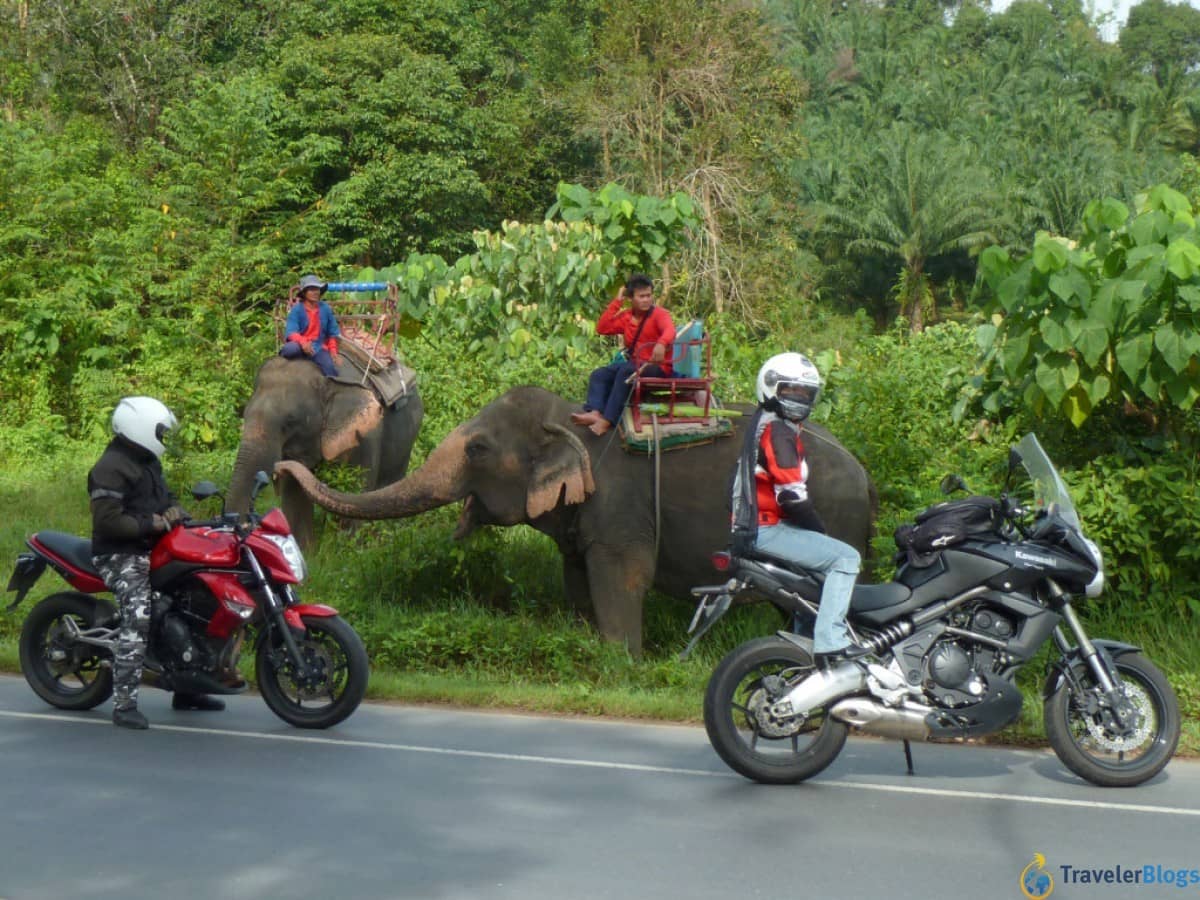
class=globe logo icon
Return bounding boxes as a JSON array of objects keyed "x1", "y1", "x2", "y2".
[{"x1": 1020, "y1": 853, "x2": 1054, "y2": 899}]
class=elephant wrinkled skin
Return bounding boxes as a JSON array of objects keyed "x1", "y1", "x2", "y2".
[
  {"x1": 230, "y1": 357, "x2": 423, "y2": 549},
  {"x1": 276, "y1": 386, "x2": 873, "y2": 655}
]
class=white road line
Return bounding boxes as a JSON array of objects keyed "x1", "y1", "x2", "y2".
[{"x1": 3, "y1": 708, "x2": 1197, "y2": 818}]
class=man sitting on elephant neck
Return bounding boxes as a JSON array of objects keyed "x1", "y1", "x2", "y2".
[
  {"x1": 280, "y1": 274, "x2": 343, "y2": 377},
  {"x1": 571, "y1": 273, "x2": 675, "y2": 436}
]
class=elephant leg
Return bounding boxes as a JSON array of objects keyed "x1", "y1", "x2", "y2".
[
  {"x1": 279, "y1": 473, "x2": 318, "y2": 550},
  {"x1": 584, "y1": 545, "x2": 655, "y2": 657},
  {"x1": 562, "y1": 556, "x2": 593, "y2": 623}
]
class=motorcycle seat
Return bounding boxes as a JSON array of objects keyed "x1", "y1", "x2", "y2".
[
  {"x1": 848, "y1": 581, "x2": 912, "y2": 612},
  {"x1": 34, "y1": 531, "x2": 99, "y2": 577},
  {"x1": 740, "y1": 548, "x2": 912, "y2": 612}
]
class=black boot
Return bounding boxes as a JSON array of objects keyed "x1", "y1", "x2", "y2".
[
  {"x1": 813, "y1": 644, "x2": 872, "y2": 670},
  {"x1": 172, "y1": 692, "x2": 226, "y2": 712},
  {"x1": 113, "y1": 706, "x2": 149, "y2": 729}
]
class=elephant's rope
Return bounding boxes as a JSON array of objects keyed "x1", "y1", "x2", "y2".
[{"x1": 651, "y1": 412, "x2": 662, "y2": 565}]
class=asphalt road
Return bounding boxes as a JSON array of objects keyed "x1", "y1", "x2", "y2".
[{"x1": 0, "y1": 673, "x2": 1196, "y2": 900}]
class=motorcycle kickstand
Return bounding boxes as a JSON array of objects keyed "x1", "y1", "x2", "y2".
[{"x1": 903, "y1": 739, "x2": 915, "y2": 775}]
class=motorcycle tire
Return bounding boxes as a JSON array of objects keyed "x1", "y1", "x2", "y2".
[
  {"x1": 19, "y1": 592, "x2": 115, "y2": 711},
  {"x1": 704, "y1": 635, "x2": 848, "y2": 784},
  {"x1": 1044, "y1": 651, "x2": 1180, "y2": 788},
  {"x1": 257, "y1": 614, "x2": 369, "y2": 729}
]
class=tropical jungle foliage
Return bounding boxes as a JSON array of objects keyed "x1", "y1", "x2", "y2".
[{"x1": 1, "y1": 0, "x2": 1198, "y2": 729}]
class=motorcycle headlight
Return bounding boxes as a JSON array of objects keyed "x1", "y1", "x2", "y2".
[{"x1": 263, "y1": 534, "x2": 307, "y2": 582}]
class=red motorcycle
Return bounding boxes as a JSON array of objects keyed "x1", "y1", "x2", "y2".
[{"x1": 5, "y1": 471, "x2": 369, "y2": 729}]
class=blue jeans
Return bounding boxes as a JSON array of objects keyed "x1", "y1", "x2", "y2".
[
  {"x1": 756, "y1": 524, "x2": 861, "y2": 653},
  {"x1": 280, "y1": 341, "x2": 339, "y2": 377},
  {"x1": 584, "y1": 360, "x2": 670, "y2": 425}
]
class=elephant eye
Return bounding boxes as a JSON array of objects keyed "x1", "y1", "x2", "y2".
[{"x1": 465, "y1": 438, "x2": 491, "y2": 461}]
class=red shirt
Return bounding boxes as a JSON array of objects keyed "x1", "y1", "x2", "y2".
[
  {"x1": 597, "y1": 297, "x2": 676, "y2": 369},
  {"x1": 287, "y1": 302, "x2": 339, "y2": 355}
]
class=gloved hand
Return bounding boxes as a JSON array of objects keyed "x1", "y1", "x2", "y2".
[
  {"x1": 163, "y1": 506, "x2": 188, "y2": 527},
  {"x1": 151, "y1": 514, "x2": 170, "y2": 533}
]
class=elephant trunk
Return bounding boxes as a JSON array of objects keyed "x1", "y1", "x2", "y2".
[
  {"x1": 228, "y1": 427, "x2": 281, "y2": 516},
  {"x1": 275, "y1": 428, "x2": 469, "y2": 520}
]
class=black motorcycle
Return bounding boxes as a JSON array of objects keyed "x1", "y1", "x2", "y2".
[{"x1": 684, "y1": 433, "x2": 1180, "y2": 788}]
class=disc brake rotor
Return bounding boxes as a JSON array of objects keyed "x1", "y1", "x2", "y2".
[
  {"x1": 1080, "y1": 680, "x2": 1153, "y2": 752},
  {"x1": 742, "y1": 672, "x2": 809, "y2": 739},
  {"x1": 287, "y1": 640, "x2": 337, "y2": 700}
]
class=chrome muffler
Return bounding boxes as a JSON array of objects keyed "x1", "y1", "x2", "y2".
[{"x1": 829, "y1": 698, "x2": 931, "y2": 741}]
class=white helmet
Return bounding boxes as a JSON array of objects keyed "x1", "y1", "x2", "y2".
[
  {"x1": 111, "y1": 396, "x2": 178, "y2": 458},
  {"x1": 756, "y1": 353, "x2": 822, "y2": 422}
]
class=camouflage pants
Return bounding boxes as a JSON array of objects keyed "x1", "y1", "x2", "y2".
[{"x1": 93, "y1": 553, "x2": 153, "y2": 711}]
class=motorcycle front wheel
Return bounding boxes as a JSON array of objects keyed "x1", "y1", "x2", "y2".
[
  {"x1": 257, "y1": 615, "x2": 369, "y2": 729},
  {"x1": 704, "y1": 636, "x2": 848, "y2": 784},
  {"x1": 1044, "y1": 652, "x2": 1180, "y2": 787},
  {"x1": 19, "y1": 592, "x2": 114, "y2": 710}
]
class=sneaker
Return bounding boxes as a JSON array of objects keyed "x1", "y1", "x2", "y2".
[
  {"x1": 813, "y1": 644, "x2": 872, "y2": 670},
  {"x1": 113, "y1": 707, "x2": 149, "y2": 730},
  {"x1": 172, "y1": 693, "x2": 226, "y2": 712}
]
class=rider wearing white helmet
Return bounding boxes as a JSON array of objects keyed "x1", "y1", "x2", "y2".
[
  {"x1": 89, "y1": 397, "x2": 223, "y2": 728},
  {"x1": 741, "y1": 353, "x2": 867, "y2": 667}
]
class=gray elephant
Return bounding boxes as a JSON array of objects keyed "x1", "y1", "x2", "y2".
[
  {"x1": 275, "y1": 385, "x2": 873, "y2": 655},
  {"x1": 230, "y1": 356, "x2": 424, "y2": 549}
]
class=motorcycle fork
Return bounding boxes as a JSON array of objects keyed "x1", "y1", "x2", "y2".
[
  {"x1": 243, "y1": 549, "x2": 312, "y2": 675},
  {"x1": 1051, "y1": 588, "x2": 1134, "y2": 730}
]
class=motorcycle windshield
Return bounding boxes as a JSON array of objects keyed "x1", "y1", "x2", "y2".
[{"x1": 1013, "y1": 433, "x2": 1082, "y2": 532}]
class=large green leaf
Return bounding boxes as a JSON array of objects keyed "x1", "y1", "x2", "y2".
[
  {"x1": 1061, "y1": 386, "x2": 1092, "y2": 428},
  {"x1": 1164, "y1": 374, "x2": 1200, "y2": 409},
  {"x1": 1068, "y1": 316, "x2": 1111, "y2": 368},
  {"x1": 1176, "y1": 285, "x2": 1200, "y2": 312},
  {"x1": 1035, "y1": 353, "x2": 1080, "y2": 406},
  {"x1": 1165, "y1": 238, "x2": 1200, "y2": 280},
  {"x1": 1154, "y1": 321, "x2": 1200, "y2": 374},
  {"x1": 1000, "y1": 329, "x2": 1032, "y2": 379},
  {"x1": 1116, "y1": 333, "x2": 1153, "y2": 383},
  {"x1": 1039, "y1": 315, "x2": 1072, "y2": 351},
  {"x1": 1130, "y1": 210, "x2": 1169, "y2": 247},
  {"x1": 1098, "y1": 198, "x2": 1129, "y2": 231},
  {"x1": 1033, "y1": 238, "x2": 1068, "y2": 274},
  {"x1": 1049, "y1": 267, "x2": 1091, "y2": 305}
]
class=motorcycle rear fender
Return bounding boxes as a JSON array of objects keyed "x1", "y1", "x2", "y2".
[
  {"x1": 1043, "y1": 639, "x2": 1142, "y2": 700},
  {"x1": 5, "y1": 552, "x2": 47, "y2": 611}
]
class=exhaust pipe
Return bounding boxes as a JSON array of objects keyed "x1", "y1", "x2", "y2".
[
  {"x1": 830, "y1": 698, "x2": 931, "y2": 741},
  {"x1": 772, "y1": 663, "x2": 868, "y2": 718}
]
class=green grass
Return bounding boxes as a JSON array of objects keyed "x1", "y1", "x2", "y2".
[{"x1": 2, "y1": 448, "x2": 1197, "y2": 757}]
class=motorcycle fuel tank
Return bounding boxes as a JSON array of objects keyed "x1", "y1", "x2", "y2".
[{"x1": 151, "y1": 527, "x2": 239, "y2": 568}]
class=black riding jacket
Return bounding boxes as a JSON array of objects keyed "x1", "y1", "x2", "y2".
[{"x1": 88, "y1": 437, "x2": 176, "y2": 556}]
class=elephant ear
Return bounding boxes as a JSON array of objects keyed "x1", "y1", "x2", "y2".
[
  {"x1": 527, "y1": 422, "x2": 596, "y2": 519},
  {"x1": 321, "y1": 386, "x2": 384, "y2": 461}
]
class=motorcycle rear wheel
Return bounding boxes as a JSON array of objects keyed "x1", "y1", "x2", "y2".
[
  {"x1": 19, "y1": 592, "x2": 114, "y2": 710},
  {"x1": 257, "y1": 615, "x2": 368, "y2": 729},
  {"x1": 704, "y1": 636, "x2": 848, "y2": 784},
  {"x1": 1044, "y1": 652, "x2": 1180, "y2": 787}
]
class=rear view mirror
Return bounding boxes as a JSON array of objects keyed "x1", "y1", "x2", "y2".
[
  {"x1": 191, "y1": 481, "x2": 221, "y2": 501},
  {"x1": 939, "y1": 474, "x2": 968, "y2": 495}
]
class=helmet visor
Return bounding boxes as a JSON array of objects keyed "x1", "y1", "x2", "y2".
[{"x1": 777, "y1": 383, "x2": 819, "y2": 405}]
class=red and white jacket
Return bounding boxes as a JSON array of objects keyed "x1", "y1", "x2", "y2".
[{"x1": 754, "y1": 413, "x2": 825, "y2": 532}]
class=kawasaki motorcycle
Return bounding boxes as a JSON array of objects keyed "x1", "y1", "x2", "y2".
[{"x1": 685, "y1": 434, "x2": 1180, "y2": 787}]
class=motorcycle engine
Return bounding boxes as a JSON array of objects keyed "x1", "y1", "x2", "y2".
[
  {"x1": 157, "y1": 582, "x2": 218, "y2": 670},
  {"x1": 924, "y1": 607, "x2": 1017, "y2": 709}
]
